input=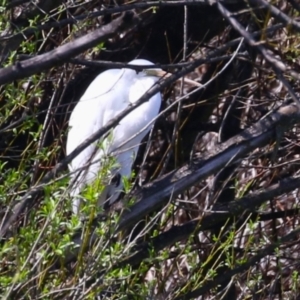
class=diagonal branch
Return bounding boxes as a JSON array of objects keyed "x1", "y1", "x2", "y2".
[
  {"x1": 117, "y1": 104, "x2": 300, "y2": 231},
  {"x1": 0, "y1": 12, "x2": 137, "y2": 85},
  {"x1": 119, "y1": 176, "x2": 300, "y2": 269}
]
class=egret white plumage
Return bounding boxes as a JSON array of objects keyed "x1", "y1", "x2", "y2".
[{"x1": 66, "y1": 59, "x2": 162, "y2": 214}]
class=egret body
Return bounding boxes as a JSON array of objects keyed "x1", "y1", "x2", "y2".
[{"x1": 66, "y1": 59, "x2": 162, "y2": 214}]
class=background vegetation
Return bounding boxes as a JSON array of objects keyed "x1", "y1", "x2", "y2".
[{"x1": 1, "y1": 0, "x2": 300, "y2": 299}]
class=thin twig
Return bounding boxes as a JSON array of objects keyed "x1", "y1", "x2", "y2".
[{"x1": 248, "y1": 0, "x2": 300, "y2": 31}]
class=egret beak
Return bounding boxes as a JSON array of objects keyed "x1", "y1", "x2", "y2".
[
  {"x1": 143, "y1": 69, "x2": 171, "y2": 78},
  {"x1": 144, "y1": 68, "x2": 202, "y2": 87}
]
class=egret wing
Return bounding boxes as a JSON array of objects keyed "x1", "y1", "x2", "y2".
[{"x1": 66, "y1": 69, "x2": 125, "y2": 196}]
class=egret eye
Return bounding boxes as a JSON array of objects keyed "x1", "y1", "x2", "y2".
[{"x1": 66, "y1": 59, "x2": 162, "y2": 215}]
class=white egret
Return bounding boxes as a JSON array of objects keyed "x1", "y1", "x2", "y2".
[{"x1": 66, "y1": 59, "x2": 162, "y2": 214}]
